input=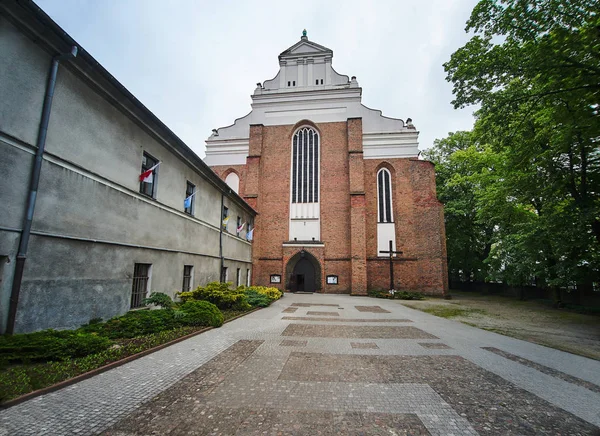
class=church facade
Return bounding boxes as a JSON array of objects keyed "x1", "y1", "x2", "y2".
[{"x1": 205, "y1": 32, "x2": 448, "y2": 296}]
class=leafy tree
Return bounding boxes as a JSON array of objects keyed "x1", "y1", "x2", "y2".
[{"x1": 435, "y1": 0, "x2": 600, "y2": 293}]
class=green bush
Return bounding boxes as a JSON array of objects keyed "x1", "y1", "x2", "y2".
[
  {"x1": 244, "y1": 289, "x2": 272, "y2": 307},
  {"x1": 95, "y1": 309, "x2": 180, "y2": 339},
  {"x1": 243, "y1": 286, "x2": 283, "y2": 302},
  {"x1": 0, "y1": 330, "x2": 112, "y2": 365},
  {"x1": 143, "y1": 292, "x2": 174, "y2": 309},
  {"x1": 179, "y1": 282, "x2": 250, "y2": 310},
  {"x1": 178, "y1": 301, "x2": 224, "y2": 327}
]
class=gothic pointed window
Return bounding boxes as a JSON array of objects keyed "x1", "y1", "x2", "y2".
[
  {"x1": 377, "y1": 168, "x2": 393, "y2": 223},
  {"x1": 291, "y1": 127, "x2": 319, "y2": 204}
]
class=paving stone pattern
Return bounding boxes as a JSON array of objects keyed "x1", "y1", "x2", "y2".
[
  {"x1": 282, "y1": 324, "x2": 439, "y2": 339},
  {"x1": 306, "y1": 311, "x2": 339, "y2": 316},
  {"x1": 419, "y1": 343, "x2": 452, "y2": 349},
  {"x1": 279, "y1": 340, "x2": 308, "y2": 347},
  {"x1": 281, "y1": 307, "x2": 298, "y2": 313},
  {"x1": 282, "y1": 316, "x2": 413, "y2": 322},
  {"x1": 483, "y1": 346, "x2": 600, "y2": 394},
  {"x1": 1, "y1": 293, "x2": 599, "y2": 436},
  {"x1": 355, "y1": 305, "x2": 391, "y2": 313},
  {"x1": 350, "y1": 342, "x2": 379, "y2": 349}
]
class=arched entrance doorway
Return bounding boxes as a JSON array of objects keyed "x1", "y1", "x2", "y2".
[
  {"x1": 286, "y1": 250, "x2": 321, "y2": 293},
  {"x1": 293, "y1": 258, "x2": 315, "y2": 292}
]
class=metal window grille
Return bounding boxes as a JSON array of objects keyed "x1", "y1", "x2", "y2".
[
  {"x1": 221, "y1": 266, "x2": 228, "y2": 283},
  {"x1": 182, "y1": 265, "x2": 193, "y2": 292},
  {"x1": 139, "y1": 153, "x2": 158, "y2": 197},
  {"x1": 185, "y1": 182, "x2": 195, "y2": 215},
  {"x1": 291, "y1": 127, "x2": 319, "y2": 204},
  {"x1": 131, "y1": 263, "x2": 150, "y2": 309}
]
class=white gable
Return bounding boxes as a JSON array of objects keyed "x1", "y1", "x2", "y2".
[
  {"x1": 204, "y1": 32, "x2": 419, "y2": 165},
  {"x1": 290, "y1": 44, "x2": 322, "y2": 54}
]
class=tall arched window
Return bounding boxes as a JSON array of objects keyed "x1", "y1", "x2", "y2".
[
  {"x1": 377, "y1": 168, "x2": 393, "y2": 223},
  {"x1": 289, "y1": 126, "x2": 320, "y2": 241},
  {"x1": 291, "y1": 127, "x2": 319, "y2": 204}
]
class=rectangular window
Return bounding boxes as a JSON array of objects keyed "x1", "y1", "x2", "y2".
[
  {"x1": 184, "y1": 181, "x2": 195, "y2": 215},
  {"x1": 288, "y1": 81, "x2": 291, "y2": 86},
  {"x1": 182, "y1": 265, "x2": 193, "y2": 292},
  {"x1": 315, "y1": 79, "x2": 319, "y2": 85},
  {"x1": 236, "y1": 268, "x2": 241, "y2": 287},
  {"x1": 293, "y1": 80, "x2": 296, "y2": 86},
  {"x1": 131, "y1": 263, "x2": 151, "y2": 309},
  {"x1": 246, "y1": 269, "x2": 251, "y2": 286},
  {"x1": 236, "y1": 216, "x2": 242, "y2": 236},
  {"x1": 222, "y1": 206, "x2": 229, "y2": 231},
  {"x1": 139, "y1": 152, "x2": 158, "y2": 198},
  {"x1": 221, "y1": 266, "x2": 228, "y2": 283}
]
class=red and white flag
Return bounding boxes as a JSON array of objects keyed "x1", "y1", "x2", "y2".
[{"x1": 139, "y1": 162, "x2": 160, "y2": 183}]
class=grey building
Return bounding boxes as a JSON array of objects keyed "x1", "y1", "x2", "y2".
[{"x1": 0, "y1": 1, "x2": 256, "y2": 333}]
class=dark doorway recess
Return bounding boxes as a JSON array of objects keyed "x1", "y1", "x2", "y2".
[{"x1": 286, "y1": 250, "x2": 321, "y2": 292}]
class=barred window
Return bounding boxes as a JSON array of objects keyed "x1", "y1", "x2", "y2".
[
  {"x1": 377, "y1": 168, "x2": 393, "y2": 223},
  {"x1": 291, "y1": 127, "x2": 319, "y2": 204},
  {"x1": 182, "y1": 265, "x2": 193, "y2": 292}
]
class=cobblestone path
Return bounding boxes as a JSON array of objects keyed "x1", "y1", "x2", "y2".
[{"x1": 1, "y1": 294, "x2": 599, "y2": 435}]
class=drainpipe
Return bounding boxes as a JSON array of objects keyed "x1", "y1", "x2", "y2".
[
  {"x1": 6, "y1": 46, "x2": 78, "y2": 335},
  {"x1": 219, "y1": 193, "x2": 224, "y2": 282}
]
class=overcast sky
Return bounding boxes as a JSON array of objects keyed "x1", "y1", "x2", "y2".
[{"x1": 37, "y1": 0, "x2": 479, "y2": 157}]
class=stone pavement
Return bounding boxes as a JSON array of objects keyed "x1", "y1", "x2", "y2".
[{"x1": 1, "y1": 294, "x2": 599, "y2": 435}]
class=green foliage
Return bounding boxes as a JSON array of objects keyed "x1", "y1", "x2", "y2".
[
  {"x1": 433, "y1": 0, "x2": 600, "y2": 289},
  {"x1": 244, "y1": 290, "x2": 271, "y2": 307},
  {"x1": 0, "y1": 330, "x2": 112, "y2": 365},
  {"x1": 0, "y1": 326, "x2": 203, "y2": 403},
  {"x1": 88, "y1": 310, "x2": 180, "y2": 339},
  {"x1": 143, "y1": 292, "x2": 174, "y2": 309},
  {"x1": 179, "y1": 282, "x2": 250, "y2": 310},
  {"x1": 367, "y1": 289, "x2": 425, "y2": 300},
  {"x1": 178, "y1": 301, "x2": 224, "y2": 327},
  {"x1": 243, "y1": 286, "x2": 283, "y2": 302}
]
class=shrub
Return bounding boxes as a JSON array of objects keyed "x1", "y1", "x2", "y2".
[
  {"x1": 178, "y1": 301, "x2": 224, "y2": 327},
  {"x1": 97, "y1": 309, "x2": 180, "y2": 339},
  {"x1": 243, "y1": 286, "x2": 282, "y2": 302},
  {"x1": 244, "y1": 289, "x2": 272, "y2": 307},
  {"x1": 143, "y1": 292, "x2": 174, "y2": 309},
  {"x1": 180, "y1": 282, "x2": 250, "y2": 310},
  {"x1": 0, "y1": 330, "x2": 112, "y2": 365}
]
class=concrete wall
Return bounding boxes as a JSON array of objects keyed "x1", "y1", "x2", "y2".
[{"x1": 0, "y1": 15, "x2": 254, "y2": 333}]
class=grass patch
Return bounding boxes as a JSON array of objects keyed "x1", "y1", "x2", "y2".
[{"x1": 417, "y1": 305, "x2": 486, "y2": 319}]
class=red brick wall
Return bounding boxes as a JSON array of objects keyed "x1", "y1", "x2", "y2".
[
  {"x1": 208, "y1": 120, "x2": 448, "y2": 296},
  {"x1": 364, "y1": 158, "x2": 448, "y2": 295}
]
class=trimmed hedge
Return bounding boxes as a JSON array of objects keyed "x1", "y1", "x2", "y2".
[
  {"x1": 178, "y1": 301, "x2": 224, "y2": 327},
  {"x1": 82, "y1": 309, "x2": 181, "y2": 339},
  {"x1": 0, "y1": 330, "x2": 112, "y2": 365},
  {"x1": 179, "y1": 282, "x2": 251, "y2": 310}
]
